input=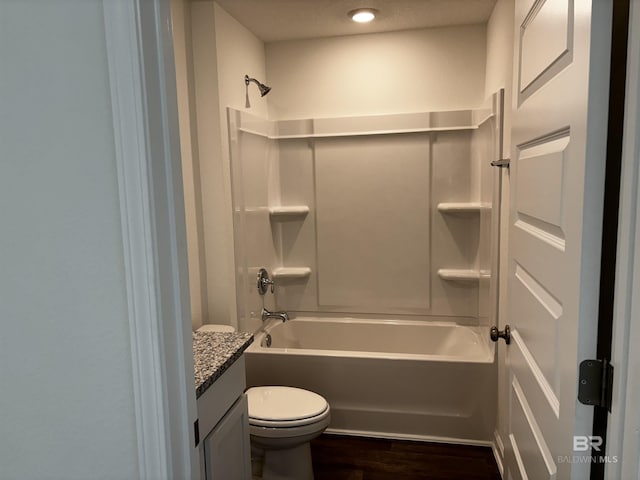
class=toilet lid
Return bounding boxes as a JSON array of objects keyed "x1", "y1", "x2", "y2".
[
  {"x1": 196, "y1": 324, "x2": 235, "y2": 333},
  {"x1": 246, "y1": 386, "x2": 328, "y2": 422}
]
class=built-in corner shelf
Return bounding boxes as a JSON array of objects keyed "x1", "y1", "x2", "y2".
[
  {"x1": 437, "y1": 202, "x2": 490, "y2": 214},
  {"x1": 268, "y1": 206, "x2": 310, "y2": 219},
  {"x1": 272, "y1": 267, "x2": 312, "y2": 280}
]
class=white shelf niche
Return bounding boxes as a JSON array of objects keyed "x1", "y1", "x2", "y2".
[
  {"x1": 437, "y1": 202, "x2": 490, "y2": 214},
  {"x1": 268, "y1": 206, "x2": 310, "y2": 219},
  {"x1": 272, "y1": 267, "x2": 312, "y2": 280}
]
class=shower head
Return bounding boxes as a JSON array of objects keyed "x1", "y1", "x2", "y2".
[
  {"x1": 257, "y1": 83, "x2": 271, "y2": 96},
  {"x1": 244, "y1": 74, "x2": 271, "y2": 108}
]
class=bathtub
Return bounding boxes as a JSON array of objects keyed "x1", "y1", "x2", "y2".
[{"x1": 245, "y1": 317, "x2": 496, "y2": 445}]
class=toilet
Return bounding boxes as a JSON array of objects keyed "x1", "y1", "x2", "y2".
[
  {"x1": 196, "y1": 324, "x2": 236, "y2": 333},
  {"x1": 246, "y1": 386, "x2": 330, "y2": 480}
]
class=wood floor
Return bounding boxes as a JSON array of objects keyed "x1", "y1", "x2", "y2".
[{"x1": 311, "y1": 434, "x2": 501, "y2": 480}]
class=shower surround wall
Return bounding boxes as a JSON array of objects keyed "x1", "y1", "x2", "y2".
[
  {"x1": 224, "y1": 19, "x2": 500, "y2": 443},
  {"x1": 175, "y1": 6, "x2": 489, "y2": 330},
  {"x1": 229, "y1": 106, "x2": 499, "y2": 333},
  {"x1": 230, "y1": 22, "x2": 491, "y2": 331},
  {"x1": 228, "y1": 113, "x2": 280, "y2": 325}
]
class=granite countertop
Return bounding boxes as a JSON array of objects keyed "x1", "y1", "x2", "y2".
[{"x1": 193, "y1": 331, "x2": 253, "y2": 398}]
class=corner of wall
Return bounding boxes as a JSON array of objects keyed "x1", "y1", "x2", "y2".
[
  {"x1": 188, "y1": 1, "x2": 269, "y2": 331},
  {"x1": 190, "y1": 0, "x2": 237, "y2": 328},
  {"x1": 171, "y1": 0, "x2": 208, "y2": 331}
]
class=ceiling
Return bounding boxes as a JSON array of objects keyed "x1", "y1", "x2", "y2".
[{"x1": 213, "y1": 0, "x2": 498, "y2": 43}]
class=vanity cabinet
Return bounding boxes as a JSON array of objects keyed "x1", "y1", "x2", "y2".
[
  {"x1": 202, "y1": 395, "x2": 251, "y2": 480},
  {"x1": 197, "y1": 357, "x2": 251, "y2": 480}
]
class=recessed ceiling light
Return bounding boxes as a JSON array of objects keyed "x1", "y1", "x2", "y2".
[{"x1": 349, "y1": 8, "x2": 377, "y2": 23}]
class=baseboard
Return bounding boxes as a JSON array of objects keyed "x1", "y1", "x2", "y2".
[{"x1": 324, "y1": 427, "x2": 494, "y2": 448}]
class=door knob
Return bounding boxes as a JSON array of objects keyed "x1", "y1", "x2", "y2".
[{"x1": 490, "y1": 324, "x2": 511, "y2": 344}]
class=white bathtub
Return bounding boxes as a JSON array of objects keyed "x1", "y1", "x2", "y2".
[{"x1": 245, "y1": 317, "x2": 496, "y2": 444}]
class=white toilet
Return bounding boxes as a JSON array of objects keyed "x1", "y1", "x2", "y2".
[
  {"x1": 196, "y1": 324, "x2": 236, "y2": 333},
  {"x1": 246, "y1": 386, "x2": 330, "y2": 480}
]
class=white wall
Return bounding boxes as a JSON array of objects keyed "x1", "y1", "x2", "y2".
[
  {"x1": 190, "y1": 1, "x2": 268, "y2": 328},
  {"x1": 214, "y1": 4, "x2": 269, "y2": 119},
  {"x1": 0, "y1": 1, "x2": 138, "y2": 478},
  {"x1": 172, "y1": 0, "x2": 208, "y2": 331},
  {"x1": 266, "y1": 25, "x2": 487, "y2": 119}
]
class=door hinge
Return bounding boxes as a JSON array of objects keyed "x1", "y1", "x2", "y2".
[
  {"x1": 194, "y1": 419, "x2": 200, "y2": 447},
  {"x1": 491, "y1": 158, "x2": 510, "y2": 168},
  {"x1": 578, "y1": 359, "x2": 613, "y2": 411}
]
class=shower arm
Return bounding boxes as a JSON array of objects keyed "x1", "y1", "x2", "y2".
[
  {"x1": 244, "y1": 75, "x2": 271, "y2": 97},
  {"x1": 245, "y1": 75, "x2": 260, "y2": 88}
]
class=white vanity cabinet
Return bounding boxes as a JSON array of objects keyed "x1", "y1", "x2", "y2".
[{"x1": 197, "y1": 357, "x2": 251, "y2": 480}]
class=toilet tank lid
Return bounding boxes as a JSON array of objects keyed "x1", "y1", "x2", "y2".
[
  {"x1": 196, "y1": 324, "x2": 235, "y2": 333},
  {"x1": 246, "y1": 386, "x2": 328, "y2": 422}
]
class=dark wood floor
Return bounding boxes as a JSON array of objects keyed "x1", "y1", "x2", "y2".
[{"x1": 311, "y1": 434, "x2": 501, "y2": 480}]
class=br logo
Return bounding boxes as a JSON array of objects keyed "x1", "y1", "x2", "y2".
[{"x1": 573, "y1": 436, "x2": 603, "y2": 452}]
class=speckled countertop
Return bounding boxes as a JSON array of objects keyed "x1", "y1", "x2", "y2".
[{"x1": 193, "y1": 331, "x2": 253, "y2": 398}]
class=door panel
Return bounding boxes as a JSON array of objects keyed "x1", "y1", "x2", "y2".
[
  {"x1": 515, "y1": 136, "x2": 569, "y2": 228},
  {"x1": 504, "y1": 0, "x2": 611, "y2": 478},
  {"x1": 510, "y1": 333, "x2": 560, "y2": 453},
  {"x1": 519, "y1": 0, "x2": 573, "y2": 99},
  {"x1": 512, "y1": 265, "x2": 561, "y2": 391},
  {"x1": 507, "y1": 439, "x2": 528, "y2": 480},
  {"x1": 511, "y1": 222, "x2": 564, "y2": 292},
  {"x1": 510, "y1": 375, "x2": 557, "y2": 480}
]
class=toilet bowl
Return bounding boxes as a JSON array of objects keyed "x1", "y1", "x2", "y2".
[{"x1": 246, "y1": 386, "x2": 330, "y2": 480}]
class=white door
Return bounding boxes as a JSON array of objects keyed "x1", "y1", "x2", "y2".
[{"x1": 502, "y1": 0, "x2": 612, "y2": 479}]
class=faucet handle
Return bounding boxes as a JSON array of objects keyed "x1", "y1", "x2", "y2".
[{"x1": 257, "y1": 268, "x2": 274, "y2": 295}]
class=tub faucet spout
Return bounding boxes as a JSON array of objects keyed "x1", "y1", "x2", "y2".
[{"x1": 261, "y1": 307, "x2": 289, "y2": 323}]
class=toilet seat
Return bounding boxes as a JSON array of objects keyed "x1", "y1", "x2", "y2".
[{"x1": 247, "y1": 386, "x2": 330, "y2": 428}]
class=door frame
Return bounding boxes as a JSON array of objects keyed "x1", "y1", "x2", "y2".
[
  {"x1": 113, "y1": 0, "x2": 640, "y2": 478},
  {"x1": 606, "y1": 0, "x2": 640, "y2": 476},
  {"x1": 103, "y1": 0, "x2": 199, "y2": 478},
  {"x1": 590, "y1": 0, "x2": 630, "y2": 477}
]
